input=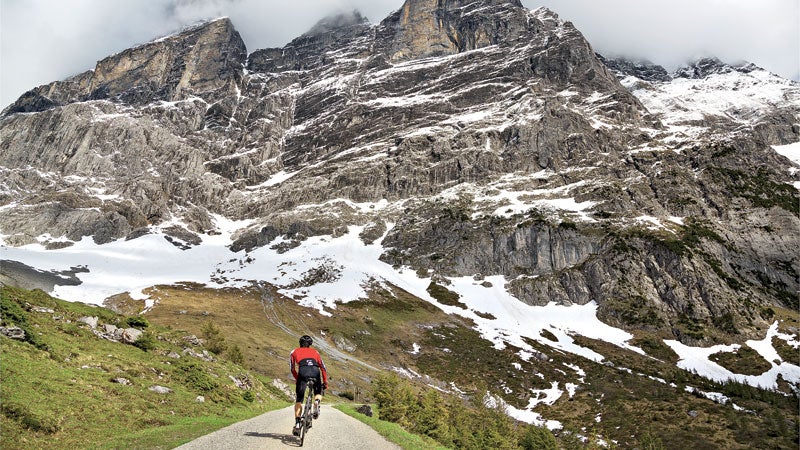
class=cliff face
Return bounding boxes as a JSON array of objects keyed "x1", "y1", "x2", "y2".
[
  {"x1": 377, "y1": 0, "x2": 524, "y2": 61},
  {"x1": 1, "y1": 0, "x2": 798, "y2": 345},
  {"x1": 4, "y1": 18, "x2": 246, "y2": 114}
]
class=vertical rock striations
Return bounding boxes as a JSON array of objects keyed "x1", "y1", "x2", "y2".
[
  {"x1": 3, "y1": 18, "x2": 246, "y2": 114},
  {"x1": 1, "y1": 0, "x2": 798, "y2": 341}
]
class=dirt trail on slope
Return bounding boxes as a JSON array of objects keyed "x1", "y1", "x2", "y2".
[
  {"x1": 256, "y1": 284, "x2": 382, "y2": 371},
  {"x1": 174, "y1": 405, "x2": 400, "y2": 449}
]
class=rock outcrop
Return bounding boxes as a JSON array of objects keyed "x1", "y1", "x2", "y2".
[{"x1": 3, "y1": 18, "x2": 246, "y2": 115}]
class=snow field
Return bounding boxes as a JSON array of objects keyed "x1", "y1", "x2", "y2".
[{"x1": 2, "y1": 217, "x2": 798, "y2": 424}]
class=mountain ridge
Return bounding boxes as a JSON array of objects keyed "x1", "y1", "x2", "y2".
[{"x1": 1, "y1": 1, "x2": 799, "y2": 446}]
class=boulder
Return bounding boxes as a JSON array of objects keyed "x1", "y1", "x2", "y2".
[
  {"x1": 148, "y1": 385, "x2": 173, "y2": 394},
  {"x1": 78, "y1": 316, "x2": 99, "y2": 329},
  {"x1": 0, "y1": 326, "x2": 26, "y2": 340},
  {"x1": 356, "y1": 404, "x2": 373, "y2": 417},
  {"x1": 121, "y1": 327, "x2": 143, "y2": 343}
]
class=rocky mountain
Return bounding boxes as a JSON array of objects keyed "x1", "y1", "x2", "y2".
[{"x1": 1, "y1": 0, "x2": 799, "y2": 445}]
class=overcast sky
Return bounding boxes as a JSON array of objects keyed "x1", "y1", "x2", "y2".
[{"x1": 1, "y1": 0, "x2": 798, "y2": 107}]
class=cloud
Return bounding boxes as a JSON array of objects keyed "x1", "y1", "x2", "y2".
[
  {"x1": 524, "y1": 0, "x2": 800, "y2": 78},
  {"x1": 1, "y1": 0, "x2": 797, "y2": 107}
]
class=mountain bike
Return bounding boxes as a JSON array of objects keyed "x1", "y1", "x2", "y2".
[{"x1": 297, "y1": 378, "x2": 317, "y2": 446}]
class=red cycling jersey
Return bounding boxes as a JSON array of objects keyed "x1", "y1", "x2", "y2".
[{"x1": 289, "y1": 347, "x2": 328, "y2": 385}]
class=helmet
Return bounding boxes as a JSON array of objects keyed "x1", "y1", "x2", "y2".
[{"x1": 299, "y1": 335, "x2": 313, "y2": 347}]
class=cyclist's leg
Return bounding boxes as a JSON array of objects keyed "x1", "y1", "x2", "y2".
[
  {"x1": 293, "y1": 377, "x2": 307, "y2": 435},
  {"x1": 312, "y1": 373, "x2": 322, "y2": 417},
  {"x1": 295, "y1": 377, "x2": 307, "y2": 418}
]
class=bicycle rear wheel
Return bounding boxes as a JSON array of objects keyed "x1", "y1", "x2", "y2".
[{"x1": 298, "y1": 381, "x2": 314, "y2": 446}]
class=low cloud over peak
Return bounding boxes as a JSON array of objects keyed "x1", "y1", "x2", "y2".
[{"x1": 1, "y1": 0, "x2": 797, "y2": 107}]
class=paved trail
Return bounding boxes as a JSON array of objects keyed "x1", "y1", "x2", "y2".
[{"x1": 175, "y1": 405, "x2": 400, "y2": 449}]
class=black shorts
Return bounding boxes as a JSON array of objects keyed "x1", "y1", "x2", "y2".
[{"x1": 295, "y1": 365, "x2": 322, "y2": 402}]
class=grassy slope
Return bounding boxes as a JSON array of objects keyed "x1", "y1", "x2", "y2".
[
  {"x1": 141, "y1": 282, "x2": 456, "y2": 403},
  {"x1": 334, "y1": 404, "x2": 449, "y2": 450},
  {"x1": 0, "y1": 286, "x2": 286, "y2": 450},
  {"x1": 5, "y1": 280, "x2": 797, "y2": 449},
  {"x1": 140, "y1": 282, "x2": 799, "y2": 449}
]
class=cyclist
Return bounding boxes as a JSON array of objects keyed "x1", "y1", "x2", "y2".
[{"x1": 290, "y1": 334, "x2": 328, "y2": 435}]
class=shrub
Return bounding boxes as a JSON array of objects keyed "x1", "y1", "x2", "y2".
[
  {"x1": 338, "y1": 391, "x2": 355, "y2": 401},
  {"x1": 242, "y1": 391, "x2": 255, "y2": 402},
  {"x1": 0, "y1": 293, "x2": 27, "y2": 326},
  {"x1": 520, "y1": 425, "x2": 557, "y2": 450},
  {"x1": 372, "y1": 373, "x2": 523, "y2": 449},
  {"x1": 132, "y1": 332, "x2": 157, "y2": 352},
  {"x1": 124, "y1": 316, "x2": 150, "y2": 329},
  {"x1": 178, "y1": 361, "x2": 218, "y2": 393},
  {"x1": 227, "y1": 344, "x2": 244, "y2": 365},
  {"x1": 201, "y1": 320, "x2": 227, "y2": 354}
]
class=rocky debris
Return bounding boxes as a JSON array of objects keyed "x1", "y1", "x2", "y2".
[
  {"x1": 356, "y1": 404, "x2": 374, "y2": 417},
  {"x1": 163, "y1": 225, "x2": 202, "y2": 250},
  {"x1": 271, "y1": 378, "x2": 294, "y2": 399},
  {"x1": 27, "y1": 304, "x2": 55, "y2": 314},
  {"x1": 183, "y1": 347, "x2": 215, "y2": 362},
  {"x1": 334, "y1": 336, "x2": 357, "y2": 352},
  {"x1": 167, "y1": 351, "x2": 182, "y2": 359},
  {"x1": 195, "y1": 395, "x2": 205, "y2": 403},
  {"x1": 148, "y1": 385, "x2": 173, "y2": 394},
  {"x1": 229, "y1": 374, "x2": 254, "y2": 390},
  {"x1": 79, "y1": 316, "x2": 99, "y2": 329},
  {"x1": 112, "y1": 377, "x2": 133, "y2": 386},
  {"x1": 0, "y1": 326, "x2": 26, "y2": 340},
  {"x1": 0, "y1": 260, "x2": 84, "y2": 293},
  {"x1": 183, "y1": 335, "x2": 204, "y2": 346}
]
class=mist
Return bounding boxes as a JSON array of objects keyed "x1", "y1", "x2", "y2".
[{"x1": 1, "y1": 0, "x2": 797, "y2": 107}]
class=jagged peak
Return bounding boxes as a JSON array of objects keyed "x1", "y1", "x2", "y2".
[
  {"x1": 600, "y1": 55, "x2": 672, "y2": 82},
  {"x1": 400, "y1": 0, "x2": 522, "y2": 9},
  {"x1": 149, "y1": 17, "x2": 236, "y2": 45},
  {"x1": 673, "y1": 57, "x2": 761, "y2": 79},
  {"x1": 529, "y1": 6, "x2": 561, "y2": 22},
  {"x1": 302, "y1": 10, "x2": 370, "y2": 37}
]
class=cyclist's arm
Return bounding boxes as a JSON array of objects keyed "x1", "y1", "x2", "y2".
[
  {"x1": 289, "y1": 349, "x2": 298, "y2": 381},
  {"x1": 319, "y1": 356, "x2": 328, "y2": 387}
]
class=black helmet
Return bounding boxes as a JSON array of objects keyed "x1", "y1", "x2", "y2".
[{"x1": 299, "y1": 335, "x2": 313, "y2": 347}]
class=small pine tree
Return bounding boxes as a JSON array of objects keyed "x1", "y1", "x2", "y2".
[
  {"x1": 372, "y1": 373, "x2": 414, "y2": 427},
  {"x1": 201, "y1": 320, "x2": 227, "y2": 354},
  {"x1": 410, "y1": 389, "x2": 451, "y2": 442},
  {"x1": 133, "y1": 332, "x2": 157, "y2": 351},
  {"x1": 228, "y1": 344, "x2": 244, "y2": 365}
]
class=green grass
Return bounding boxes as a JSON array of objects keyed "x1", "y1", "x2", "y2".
[
  {"x1": 426, "y1": 282, "x2": 468, "y2": 309},
  {"x1": 709, "y1": 345, "x2": 773, "y2": 375},
  {"x1": 0, "y1": 286, "x2": 286, "y2": 450},
  {"x1": 5, "y1": 280, "x2": 799, "y2": 450},
  {"x1": 97, "y1": 413, "x2": 259, "y2": 450},
  {"x1": 334, "y1": 404, "x2": 449, "y2": 450}
]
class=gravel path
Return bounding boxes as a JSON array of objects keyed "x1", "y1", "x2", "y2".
[{"x1": 174, "y1": 405, "x2": 401, "y2": 449}]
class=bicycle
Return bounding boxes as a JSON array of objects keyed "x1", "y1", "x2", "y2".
[{"x1": 297, "y1": 378, "x2": 318, "y2": 446}]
